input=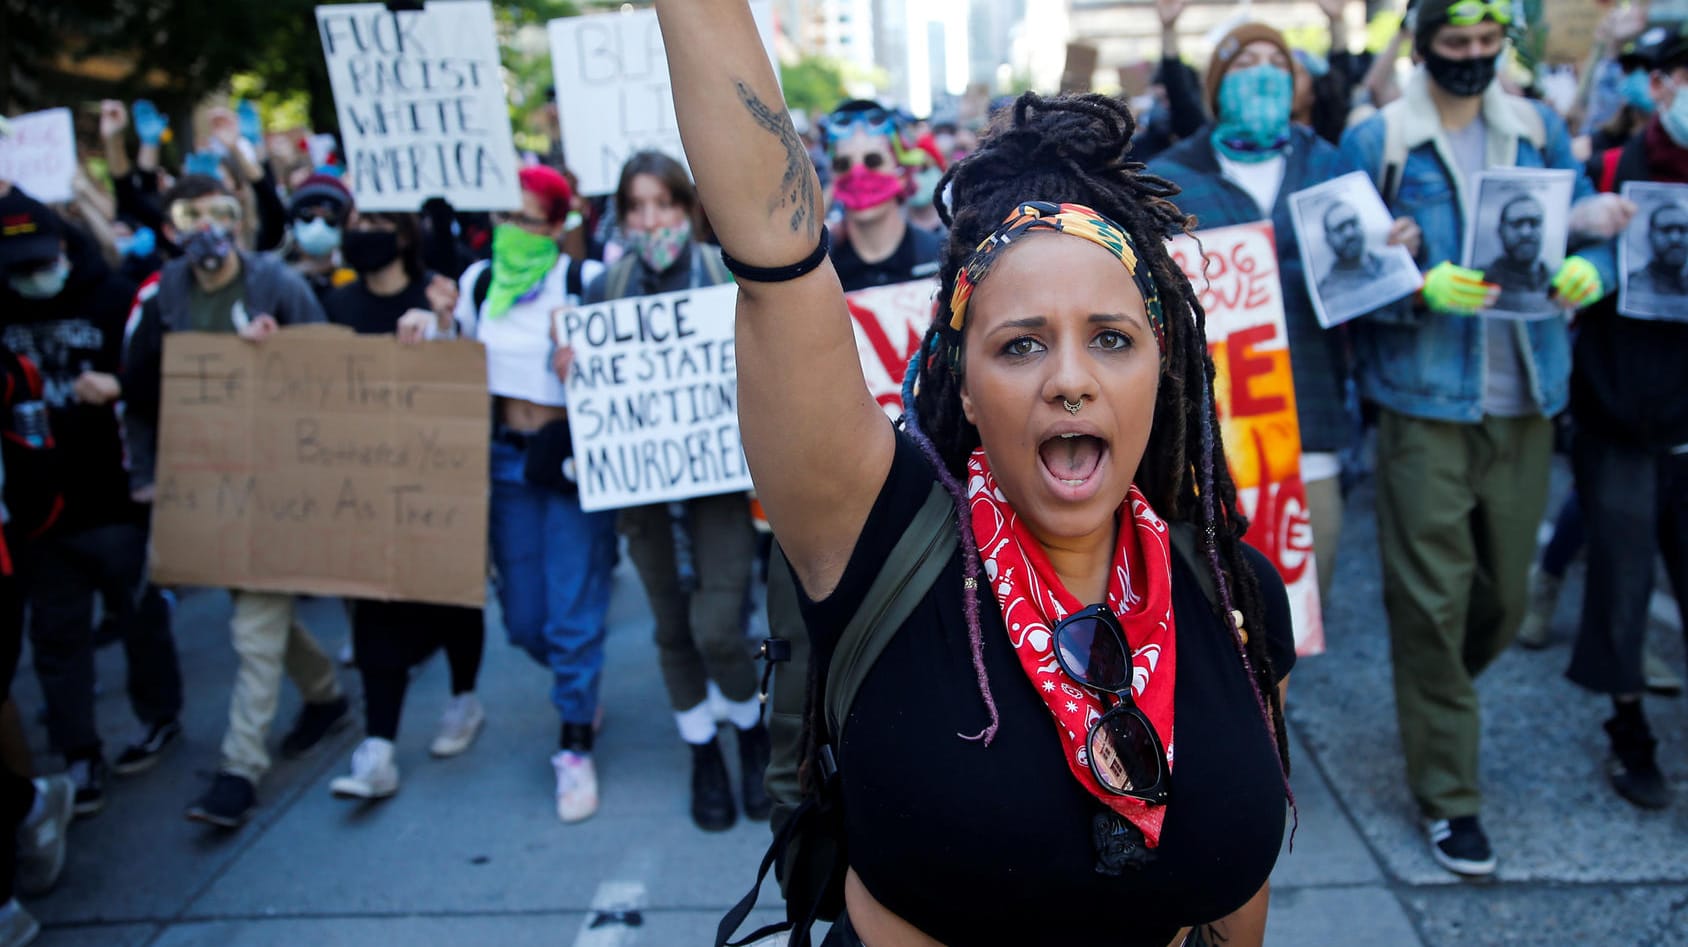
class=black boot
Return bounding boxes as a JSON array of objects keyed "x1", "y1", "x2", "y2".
[
  {"x1": 1604, "y1": 708, "x2": 1670, "y2": 810},
  {"x1": 690, "y1": 739, "x2": 737, "y2": 832},
  {"x1": 737, "y1": 722, "x2": 772, "y2": 821}
]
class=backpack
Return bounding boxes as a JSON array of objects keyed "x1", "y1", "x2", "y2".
[
  {"x1": 717, "y1": 485, "x2": 1219, "y2": 947},
  {"x1": 0, "y1": 347, "x2": 65, "y2": 573},
  {"x1": 470, "y1": 255, "x2": 587, "y2": 312}
]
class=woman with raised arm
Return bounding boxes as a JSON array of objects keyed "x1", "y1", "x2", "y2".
[{"x1": 656, "y1": 3, "x2": 1296, "y2": 946}]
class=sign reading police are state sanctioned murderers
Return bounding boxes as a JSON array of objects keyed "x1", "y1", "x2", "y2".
[
  {"x1": 547, "y1": 3, "x2": 779, "y2": 196},
  {"x1": 1169, "y1": 222, "x2": 1324, "y2": 656},
  {"x1": 315, "y1": 1, "x2": 520, "y2": 212},
  {"x1": 0, "y1": 108, "x2": 75, "y2": 205},
  {"x1": 559, "y1": 284, "x2": 748, "y2": 512}
]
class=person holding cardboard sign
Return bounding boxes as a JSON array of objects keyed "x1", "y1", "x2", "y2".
[
  {"x1": 121, "y1": 175, "x2": 348, "y2": 831},
  {"x1": 449, "y1": 165, "x2": 613, "y2": 824},
  {"x1": 580, "y1": 152, "x2": 766, "y2": 833}
]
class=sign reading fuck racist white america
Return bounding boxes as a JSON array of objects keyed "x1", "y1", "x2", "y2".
[
  {"x1": 316, "y1": 1, "x2": 520, "y2": 211},
  {"x1": 558, "y1": 284, "x2": 750, "y2": 512}
]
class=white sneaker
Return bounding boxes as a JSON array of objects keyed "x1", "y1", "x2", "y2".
[
  {"x1": 0, "y1": 899, "x2": 40, "y2": 947},
  {"x1": 429, "y1": 693, "x2": 486, "y2": 758},
  {"x1": 15, "y1": 775, "x2": 75, "y2": 896},
  {"x1": 330, "y1": 738, "x2": 400, "y2": 800},
  {"x1": 552, "y1": 750, "x2": 598, "y2": 823}
]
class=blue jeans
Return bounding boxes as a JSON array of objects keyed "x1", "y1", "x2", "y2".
[{"x1": 489, "y1": 440, "x2": 618, "y2": 725}]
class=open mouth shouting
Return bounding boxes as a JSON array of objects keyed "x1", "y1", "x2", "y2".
[{"x1": 1039, "y1": 425, "x2": 1110, "y2": 501}]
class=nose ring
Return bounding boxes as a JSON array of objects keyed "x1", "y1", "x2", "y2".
[{"x1": 1063, "y1": 399, "x2": 1082, "y2": 416}]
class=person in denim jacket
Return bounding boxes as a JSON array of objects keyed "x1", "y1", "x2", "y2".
[
  {"x1": 1149, "y1": 21, "x2": 1422, "y2": 604},
  {"x1": 1338, "y1": 0, "x2": 1634, "y2": 879}
]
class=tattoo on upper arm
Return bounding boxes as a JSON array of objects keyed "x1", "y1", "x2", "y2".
[{"x1": 734, "y1": 80, "x2": 819, "y2": 238}]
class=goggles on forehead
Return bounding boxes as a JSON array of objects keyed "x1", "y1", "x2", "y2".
[
  {"x1": 169, "y1": 196, "x2": 242, "y2": 230},
  {"x1": 1444, "y1": 0, "x2": 1512, "y2": 27},
  {"x1": 824, "y1": 106, "x2": 898, "y2": 141}
]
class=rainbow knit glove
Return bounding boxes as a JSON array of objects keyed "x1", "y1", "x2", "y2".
[
  {"x1": 1551, "y1": 256, "x2": 1602, "y2": 309},
  {"x1": 1421, "y1": 261, "x2": 1497, "y2": 315}
]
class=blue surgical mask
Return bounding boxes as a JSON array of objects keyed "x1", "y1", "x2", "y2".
[
  {"x1": 9, "y1": 257, "x2": 70, "y2": 299},
  {"x1": 293, "y1": 218, "x2": 342, "y2": 257},
  {"x1": 1212, "y1": 64, "x2": 1293, "y2": 163},
  {"x1": 1623, "y1": 69, "x2": 1656, "y2": 113},
  {"x1": 1665, "y1": 83, "x2": 1688, "y2": 148}
]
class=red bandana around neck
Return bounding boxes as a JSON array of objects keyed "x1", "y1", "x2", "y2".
[{"x1": 965, "y1": 448, "x2": 1178, "y2": 846}]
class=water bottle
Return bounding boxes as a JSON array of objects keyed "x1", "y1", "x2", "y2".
[{"x1": 13, "y1": 400, "x2": 50, "y2": 449}]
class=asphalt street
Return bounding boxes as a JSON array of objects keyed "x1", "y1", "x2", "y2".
[{"x1": 13, "y1": 470, "x2": 1687, "y2": 947}]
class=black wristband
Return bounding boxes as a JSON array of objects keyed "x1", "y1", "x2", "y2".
[{"x1": 719, "y1": 227, "x2": 830, "y2": 283}]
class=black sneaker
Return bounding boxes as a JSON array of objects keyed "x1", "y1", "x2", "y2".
[
  {"x1": 280, "y1": 696, "x2": 351, "y2": 759},
  {"x1": 1425, "y1": 815, "x2": 1496, "y2": 877},
  {"x1": 66, "y1": 755, "x2": 106, "y2": 818},
  {"x1": 689, "y1": 739, "x2": 737, "y2": 832},
  {"x1": 113, "y1": 719, "x2": 183, "y2": 776},
  {"x1": 1605, "y1": 714, "x2": 1671, "y2": 810},
  {"x1": 186, "y1": 772, "x2": 256, "y2": 829}
]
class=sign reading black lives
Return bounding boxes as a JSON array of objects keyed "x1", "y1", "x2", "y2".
[{"x1": 316, "y1": 1, "x2": 520, "y2": 211}]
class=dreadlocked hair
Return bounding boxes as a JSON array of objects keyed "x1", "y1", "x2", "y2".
[{"x1": 896, "y1": 91, "x2": 1293, "y2": 806}]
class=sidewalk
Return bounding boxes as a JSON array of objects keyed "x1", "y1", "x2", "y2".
[{"x1": 15, "y1": 475, "x2": 1687, "y2": 946}]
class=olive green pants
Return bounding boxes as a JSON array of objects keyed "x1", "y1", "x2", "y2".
[{"x1": 1374, "y1": 409, "x2": 1552, "y2": 820}]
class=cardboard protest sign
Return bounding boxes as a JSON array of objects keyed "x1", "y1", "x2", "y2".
[
  {"x1": 316, "y1": 1, "x2": 520, "y2": 211},
  {"x1": 150, "y1": 328, "x2": 490, "y2": 607},
  {"x1": 845, "y1": 279, "x2": 941, "y2": 419},
  {"x1": 1168, "y1": 222, "x2": 1324, "y2": 656},
  {"x1": 558, "y1": 284, "x2": 750, "y2": 512},
  {"x1": 548, "y1": 3, "x2": 778, "y2": 196},
  {"x1": 1288, "y1": 170, "x2": 1421, "y2": 328},
  {"x1": 1617, "y1": 180, "x2": 1688, "y2": 323},
  {"x1": 1461, "y1": 168, "x2": 1575, "y2": 320},
  {"x1": 0, "y1": 108, "x2": 75, "y2": 204}
]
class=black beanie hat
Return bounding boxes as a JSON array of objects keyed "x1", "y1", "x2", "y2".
[{"x1": 1415, "y1": 0, "x2": 1508, "y2": 54}]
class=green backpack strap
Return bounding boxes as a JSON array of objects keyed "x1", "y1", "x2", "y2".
[
  {"x1": 823, "y1": 482, "x2": 956, "y2": 740},
  {"x1": 762, "y1": 480, "x2": 955, "y2": 824}
]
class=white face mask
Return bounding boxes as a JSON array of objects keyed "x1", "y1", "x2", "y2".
[
  {"x1": 9, "y1": 256, "x2": 70, "y2": 299},
  {"x1": 292, "y1": 217, "x2": 342, "y2": 257}
]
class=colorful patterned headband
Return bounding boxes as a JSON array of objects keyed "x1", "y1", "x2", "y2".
[{"x1": 946, "y1": 201, "x2": 1167, "y2": 360}]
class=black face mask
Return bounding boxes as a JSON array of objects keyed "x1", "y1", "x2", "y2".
[
  {"x1": 1424, "y1": 50, "x2": 1498, "y2": 98},
  {"x1": 341, "y1": 230, "x2": 401, "y2": 274}
]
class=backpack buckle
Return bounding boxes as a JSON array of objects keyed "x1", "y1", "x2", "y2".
[
  {"x1": 759, "y1": 637, "x2": 791, "y2": 663},
  {"x1": 818, "y1": 745, "x2": 838, "y2": 784}
]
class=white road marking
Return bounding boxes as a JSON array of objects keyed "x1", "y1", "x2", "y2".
[{"x1": 573, "y1": 880, "x2": 647, "y2": 947}]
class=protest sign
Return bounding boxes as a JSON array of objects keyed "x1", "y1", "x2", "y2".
[
  {"x1": 0, "y1": 108, "x2": 75, "y2": 204},
  {"x1": 316, "y1": 1, "x2": 520, "y2": 211},
  {"x1": 845, "y1": 279, "x2": 940, "y2": 418},
  {"x1": 1288, "y1": 170, "x2": 1421, "y2": 328},
  {"x1": 1617, "y1": 180, "x2": 1688, "y2": 323},
  {"x1": 150, "y1": 328, "x2": 490, "y2": 607},
  {"x1": 1168, "y1": 222, "x2": 1324, "y2": 656},
  {"x1": 548, "y1": 3, "x2": 779, "y2": 196},
  {"x1": 559, "y1": 283, "x2": 750, "y2": 512},
  {"x1": 1461, "y1": 168, "x2": 1574, "y2": 320}
]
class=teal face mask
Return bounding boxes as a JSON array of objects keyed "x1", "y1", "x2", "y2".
[
  {"x1": 1212, "y1": 64, "x2": 1293, "y2": 163},
  {"x1": 1622, "y1": 69, "x2": 1655, "y2": 113}
]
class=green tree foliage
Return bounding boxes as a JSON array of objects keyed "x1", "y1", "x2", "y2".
[{"x1": 779, "y1": 54, "x2": 849, "y2": 119}]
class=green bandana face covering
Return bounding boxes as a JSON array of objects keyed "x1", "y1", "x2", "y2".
[
  {"x1": 487, "y1": 223, "x2": 561, "y2": 318},
  {"x1": 1211, "y1": 64, "x2": 1293, "y2": 163}
]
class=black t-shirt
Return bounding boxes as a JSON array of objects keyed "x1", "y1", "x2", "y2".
[
  {"x1": 798, "y1": 430, "x2": 1296, "y2": 946},
  {"x1": 831, "y1": 222, "x2": 942, "y2": 292},
  {"x1": 322, "y1": 276, "x2": 431, "y2": 336}
]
